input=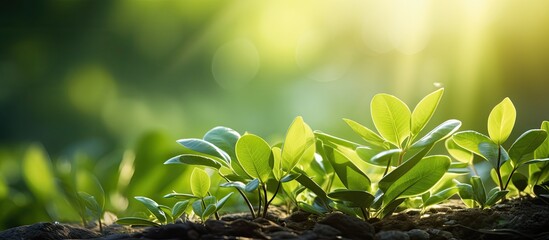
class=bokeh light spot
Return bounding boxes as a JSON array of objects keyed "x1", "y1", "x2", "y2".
[
  {"x1": 212, "y1": 39, "x2": 260, "y2": 90},
  {"x1": 66, "y1": 65, "x2": 117, "y2": 115}
]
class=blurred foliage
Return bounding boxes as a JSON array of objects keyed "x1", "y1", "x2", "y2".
[{"x1": 1, "y1": 0, "x2": 549, "y2": 228}]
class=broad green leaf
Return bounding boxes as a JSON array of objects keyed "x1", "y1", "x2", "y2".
[
  {"x1": 235, "y1": 134, "x2": 272, "y2": 183},
  {"x1": 203, "y1": 126, "x2": 240, "y2": 159},
  {"x1": 294, "y1": 168, "x2": 330, "y2": 204},
  {"x1": 219, "y1": 181, "x2": 246, "y2": 191},
  {"x1": 455, "y1": 182, "x2": 474, "y2": 200},
  {"x1": 452, "y1": 131, "x2": 494, "y2": 157},
  {"x1": 324, "y1": 147, "x2": 371, "y2": 191},
  {"x1": 177, "y1": 138, "x2": 231, "y2": 164},
  {"x1": 22, "y1": 145, "x2": 58, "y2": 201},
  {"x1": 328, "y1": 190, "x2": 374, "y2": 208},
  {"x1": 134, "y1": 196, "x2": 166, "y2": 224},
  {"x1": 78, "y1": 192, "x2": 101, "y2": 217},
  {"x1": 485, "y1": 189, "x2": 509, "y2": 206},
  {"x1": 411, "y1": 119, "x2": 461, "y2": 148},
  {"x1": 378, "y1": 146, "x2": 432, "y2": 192},
  {"x1": 356, "y1": 146, "x2": 385, "y2": 166},
  {"x1": 245, "y1": 178, "x2": 260, "y2": 192},
  {"x1": 511, "y1": 173, "x2": 528, "y2": 192},
  {"x1": 202, "y1": 205, "x2": 217, "y2": 219},
  {"x1": 445, "y1": 138, "x2": 473, "y2": 163},
  {"x1": 411, "y1": 88, "x2": 444, "y2": 136},
  {"x1": 192, "y1": 200, "x2": 204, "y2": 217},
  {"x1": 272, "y1": 147, "x2": 283, "y2": 180},
  {"x1": 215, "y1": 192, "x2": 234, "y2": 210},
  {"x1": 343, "y1": 118, "x2": 385, "y2": 147},
  {"x1": 190, "y1": 168, "x2": 211, "y2": 198},
  {"x1": 163, "y1": 192, "x2": 199, "y2": 199},
  {"x1": 371, "y1": 93, "x2": 411, "y2": 146},
  {"x1": 172, "y1": 200, "x2": 190, "y2": 220},
  {"x1": 478, "y1": 142, "x2": 510, "y2": 169},
  {"x1": 383, "y1": 155, "x2": 450, "y2": 206},
  {"x1": 314, "y1": 131, "x2": 361, "y2": 150},
  {"x1": 509, "y1": 129, "x2": 547, "y2": 165},
  {"x1": 470, "y1": 177, "x2": 486, "y2": 207},
  {"x1": 488, "y1": 98, "x2": 516, "y2": 144},
  {"x1": 116, "y1": 217, "x2": 160, "y2": 226},
  {"x1": 535, "y1": 121, "x2": 549, "y2": 159},
  {"x1": 448, "y1": 162, "x2": 470, "y2": 174},
  {"x1": 282, "y1": 117, "x2": 315, "y2": 173},
  {"x1": 423, "y1": 187, "x2": 459, "y2": 208},
  {"x1": 164, "y1": 154, "x2": 223, "y2": 169},
  {"x1": 370, "y1": 149, "x2": 401, "y2": 166}
]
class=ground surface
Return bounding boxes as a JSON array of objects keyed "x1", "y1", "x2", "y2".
[{"x1": 1, "y1": 196, "x2": 548, "y2": 240}]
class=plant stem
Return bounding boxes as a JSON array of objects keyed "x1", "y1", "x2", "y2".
[
  {"x1": 495, "y1": 146, "x2": 505, "y2": 190},
  {"x1": 262, "y1": 184, "x2": 269, "y2": 218},
  {"x1": 257, "y1": 189, "x2": 262, "y2": 218},
  {"x1": 220, "y1": 175, "x2": 256, "y2": 219},
  {"x1": 360, "y1": 207, "x2": 368, "y2": 220},
  {"x1": 265, "y1": 181, "x2": 282, "y2": 217},
  {"x1": 503, "y1": 167, "x2": 519, "y2": 190}
]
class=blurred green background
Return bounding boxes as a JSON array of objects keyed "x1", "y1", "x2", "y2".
[{"x1": 1, "y1": 0, "x2": 549, "y2": 229}]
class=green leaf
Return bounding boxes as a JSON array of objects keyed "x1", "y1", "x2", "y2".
[
  {"x1": 488, "y1": 98, "x2": 516, "y2": 145},
  {"x1": 235, "y1": 134, "x2": 272, "y2": 183},
  {"x1": 172, "y1": 200, "x2": 190, "y2": 220},
  {"x1": 411, "y1": 119, "x2": 461, "y2": 148},
  {"x1": 281, "y1": 173, "x2": 301, "y2": 183},
  {"x1": 164, "y1": 154, "x2": 223, "y2": 169},
  {"x1": 134, "y1": 196, "x2": 167, "y2": 224},
  {"x1": 192, "y1": 200, "x2": 204, "y2": 217},
  {"x1": 423, "y1": 187, "x2": 459, "y2": 208},
  {"x1": 163, "y1": 192, "x2": 199, "y2": 199},
  {"x1": 509, "y1": 129, "x2": 547, "y2": 165},
  {"x1": 370, "y1": 149, "x2": 401, "y2": 166},
  {"x1": 324, "y1": 146, "x2": 371, "y2": 191},
  {"x1": 521, "y1": 158, "x2": 549, "y2": 166},
  {"x1": 343, "y1": 118, "x2": 385, "y2": 147},
  {"x1": 215, "y1": 192, "x2": 234, "y2": 210},
  {"x1": 202, "y1": 204, "x2": 217, "y2": 219},
  {"x1": 281, "y1": 117, "x2": 316, "y2": 173},
  {"x1": 371, "y1": 93, "x2": 411, "y2": 146},
  {"x1": 272, "y1": 147, "x2": 283, "y2": 180},
  {"x1": 535, "y1": 121, "x2": 549, "y2": 159},
  {"x1": 378, "y1": 146, "x2": 432, "y2": 192},
  {"x1": 470, "y1": 177, "x2": 486, "y2": 207},
  {"x1": 245, "y1": 178, "x2": 260, "y2": 192},
  {"x1": 219, "y1": 181, "x2": 246, "y2": 191},
  {"x1": 452, "y1": 131, "x2": 494, "y2": 157},
  {"x1": 293, "y1": 168, "x2": 330, "y2": 204},
  {"x1": 411, "y1": 88, "x2": 444, "y2": 136},
  {"x1": 78, "y1": 192, "x2": 101, "y2": 217},
  {"x1": 203, "y1": 126, "x2": 240, "y2": 159},
  {"x1": 448, "y1": 162, "x2": 470, "y2": 174},
  {"x1": 445, "y1": 138, "x2": 473, "y2": 163},
  {"x1": 485, "y1": 189, "x2": 508, "y2": 206},
  {"x1": 116, "y1": 217, "x2": 160, "y2": 226},
  {"x1": 177, "y1": 138, "x2": 231, "y2": 164},
  {"x1": 328, "y1": 189, "x2": 374, "y2": 208},
  {"x1": 511, "y1": 173, "x2": 528, "y2": 192},
  {"x1": 382, "y1": 155, "x2": 450, "y2": 206},
  {"x1": 190, "y1": 168, "x2": 211, "y2": 198},
  {"x1": 456, "y1": 182, "x2": 474, "y2": 200},
  {"x1": 314, "y1": 131, "x2": 361, "y2": 150},
  {"x1": 478, "y1": 142, "x2": 510, "y2": 169}
]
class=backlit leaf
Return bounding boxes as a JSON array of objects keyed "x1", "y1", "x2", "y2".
[
  {"x1": 509, "y1": 129, "x2": 547, "y2": 165},
  {"x1": 382, "y1": 155, "x2": 450, "y2": 206},
  {"x1": 190, "y1": 168, "x2": 210, "y2": 198},
  {"x1": 281, "y1": 117, "x2": 315, "y2": 173},
  {"x1": 411, "y1": 88, "x2": 444, "y2": 136},
  {"x1": 370, "y1": 149, "x2": 401, "y2": 166},
  {"x1": 445, "y1": 138, "x2": 473, "y2": 163},
  {"x1": 235, "y1": 134, "x2": 272, "y2": 183},
  {"x1": 134, "y1": 196, "x2": 166, "y2": 224},
  {"x1": 164, "y1": 154, "x2": 222, "y2": 169},
  {"x1": 488, "y1": 98, "x2": 516, "y2": 144},
  {"x1": 411, "y1": 119, "x2": 461, "y2": 148},
  {"x1": 371, "y1": 94, "x2": 411, "y2": 146},
  {"x1": 203, "y1": 126, "x2": 240, "y2": 159},
  {"x1": 22, "y1": 145, "x2": 58, "y2": 201},
  {"x1": 324, "y1": 146, "x2": 371, "y2": 191},
  {"x1": 535, "y1": 121, "x2": 549, "y2": 159},
  {"x1": 343, "y1": 118, "x2": 385, "y2": 147},
  {"x1": 452, "y1": 131, "x2": 494, "y2": 157}
]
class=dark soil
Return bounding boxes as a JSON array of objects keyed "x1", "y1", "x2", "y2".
[{"x1": 2, "y1": 196, "x2": 549, "y2": 240}]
